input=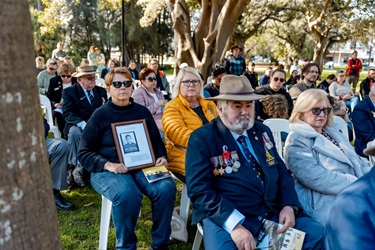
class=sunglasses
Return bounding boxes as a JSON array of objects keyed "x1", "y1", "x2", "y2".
[
  {"x1": 181, "y1": 80, "x2": 200, "y2": 86},
  {"x1": 147, "y1": 77, "x2": 157, "y2": 82},
  {"x1": 61, "y1": 75, "x2": 72, "y2": 78},
  {"x1": 112, "y1": 81, "x2": 133, "y2": 88},
  {"x1": 49, "y1": 67, "x2": 57, "y2": 71},
  {"x1": 83, "y1": 76, "x2": 97, "y2": 81},
  {"x1": 273, "y1": 77, "x2": 285, "y2": 83},
  {"x1": 311, "y1": 107, "x2": 332, "y2": 116}
]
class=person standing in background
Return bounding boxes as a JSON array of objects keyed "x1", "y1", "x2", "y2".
[
  {"x1": 51, "y1": 42, "x2": 67, "y2": 60},
  {"x1": 345, "y1": 50, "x2": 362, "y2": 93},
  {"x1": 224, "y1": 45, "x2": 246, "y2": 76},
  {"x1": 87, "y1": 46, "x2": 98, "y2": 71}
]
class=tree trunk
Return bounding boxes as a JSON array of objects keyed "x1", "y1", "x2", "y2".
[
  {"x1": 313, "y1": 40, "x2": 325, "y2": 71},
  {"x1": 168, "y1": 0, "x2": 250, "y2": 80},
  {"x1": 0, "y1": 1, "x2": 62, "y2": 249}
]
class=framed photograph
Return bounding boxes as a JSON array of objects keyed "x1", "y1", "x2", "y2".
[{"x1": 111, "y1": 119, "x2": 155, "y2": 170}]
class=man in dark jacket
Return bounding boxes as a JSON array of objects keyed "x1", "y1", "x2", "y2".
[
  {"x1": 359, "y1": 66, "x2": 375, "y2": 99},
  {"x1": 351, "y1": 86, "x2": 375, "y2": 158},
  {"x1": 317, "y1": 74, "x2": 335, "y2": 93},
  {"x1": 63, "y1": 65, "x2": 107, "y2": 186},
  {"x1": 326, "y1": 145, "x2": 375, "y2": 250},
  {"x1": 186, "y1": 75, "x2": 324, "y2": 249}
]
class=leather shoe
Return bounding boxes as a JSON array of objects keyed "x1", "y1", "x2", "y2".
[{"x1": 54, "y1": 191, "x2": 75, "y2": 211}]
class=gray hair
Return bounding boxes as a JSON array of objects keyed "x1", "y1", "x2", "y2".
[
  {"x1": 171, "y1": 66, "x2": 204, "y2": 99},
  {"x1": 46, "y1": 58, "x2": 57, "y2": 67},
  {"x1": 216, "y1": 100, "x2": 227, "y2": 112}
]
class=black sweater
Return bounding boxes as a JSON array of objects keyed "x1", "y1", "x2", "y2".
[{"x1": 78, "y1": 99, "x2": 166, "y2": 172}]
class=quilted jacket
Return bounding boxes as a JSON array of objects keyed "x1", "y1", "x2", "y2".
[{"x1": 162, "y1": 94, "x2": 217, "y2": 175}]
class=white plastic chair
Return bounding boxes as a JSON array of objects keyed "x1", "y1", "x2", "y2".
[
  {"x1": 179, "y1": 182, "x2": 190, "y2": 226},
  {"x1": 99, "y1": 196, "x2": 112, "y2": 250},
  {"x1": 263, "y1": 118, "x2": 290, "y2": 159},
  {"x1": 192, "y1": 223, "x2": 203, "y2": 250},
  {"x1": 98, "y1": 195, "x2": 143, "y2": 250},
  {"x1": 39, "y1": 94, "x2": 61, "y2": 138},
  {"x1": 333, "y1": 115, "x2": 349, "y2": 141},
  {"x1": 96, "y1": 77, "x2": 106, "y2": 88}
]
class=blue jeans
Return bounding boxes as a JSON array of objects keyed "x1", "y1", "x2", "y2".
[
  {"x1": 344, "y1": 96, "x2": 359, "y2": 113},
  {"x1": 91, "y1": 170, "x2": 176, "y2": 250},
  {"x1": 202, "y1": 214, "x2": 324, "y2": 250}
]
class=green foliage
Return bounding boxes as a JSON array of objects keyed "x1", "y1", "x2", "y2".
[
  {"x1": 58, "y1": 183, "x2": 197, "y2": 250},
  {"x1": 32, "y1": 0, "x2": 173, "y2": 65}
]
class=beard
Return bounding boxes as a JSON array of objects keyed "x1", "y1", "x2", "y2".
[{"x1": 223, "y1": 113, "x2": 254, "y2": 132}]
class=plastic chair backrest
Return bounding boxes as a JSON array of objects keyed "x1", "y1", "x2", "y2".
[
  {"x1": 39, "y1": 94, "x2": 54, "y2": 124},
  {"x1": 263, "y1": 118, "x2": 291, "y2": 159},
  {"x1": 39, "y1": 94, "x2": 61, "y2": 138}
]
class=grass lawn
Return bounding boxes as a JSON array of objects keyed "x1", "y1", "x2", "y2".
[{"x1": 58, "y1": 182, "x2": 197, "y2": 250}]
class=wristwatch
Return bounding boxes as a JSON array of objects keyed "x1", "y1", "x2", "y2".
[{"x1": 289, "y1": 205, "x2": 299, "y2": 215}]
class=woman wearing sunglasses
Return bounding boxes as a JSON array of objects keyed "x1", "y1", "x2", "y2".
[
  {"x1": 284, "y1": 89, "x2": 369, "y2": 227},
  {"x1": 47, "y1": 63, "x2": 77, "y2": 138},
  {"x1": 78, "y1": 67, "x2": 176, "y2": 250},
  {"x1": 255, "y1": 68, "x2": 294, "y2": 117},
  {"x1": 162, "y1": 65, "x2": 217, "y2": 182},
  {"x1": 132, "y1": 68, "x2": 166, "y2": 141}
]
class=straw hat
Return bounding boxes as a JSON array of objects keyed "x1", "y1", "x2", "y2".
[
  {"x1": 72, "y1": 65, "x2": 96, "y2": 77},
  {"x1": 206, "y1": 75, "x2": 265, "y2": 101}
]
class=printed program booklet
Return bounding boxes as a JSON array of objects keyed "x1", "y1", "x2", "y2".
[
  {"x1": 142, "y1": 165, "x2": 171, "y2": 183},
  {"x1": 256, "y1": 219, "x2": 305, "y2": 250}
]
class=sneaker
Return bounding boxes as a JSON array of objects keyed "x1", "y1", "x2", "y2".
[{"x1": 72, "y1": 164, "x2": 86, "y2": 187}]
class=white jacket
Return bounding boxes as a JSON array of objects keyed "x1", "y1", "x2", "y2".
[{"x1": 284, "y1": 122, "x2": 370, "y2": 226}]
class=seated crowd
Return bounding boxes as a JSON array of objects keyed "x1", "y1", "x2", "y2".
[{"x1": 36, "y1": 45, "x2": 375, "y2": 250}]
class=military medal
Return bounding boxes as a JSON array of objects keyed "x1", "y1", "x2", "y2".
[
  {"x1": 211, "y1": 157, "x2": 219, "y2": 176},
  {"x1": 262, "y1": 132, "x2": 273, "y2": 150},
  {"x1": 218, "y1": 157, "x2": 225, "y2": 175},
  {"x1": 225, "y1": 166, "x2": 233, "y2": 174},
  {"x1": 222, "y1": 145, "x2": 233, "y2": 166},
  {"x1": 231, "y1": 151, "x2": 241, "y2": 171}
]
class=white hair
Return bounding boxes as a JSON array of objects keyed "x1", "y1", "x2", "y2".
[{"x1": 171, "y1": 66, "x2": 204, "y2": 99}]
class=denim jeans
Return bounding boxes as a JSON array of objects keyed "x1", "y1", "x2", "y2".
[
  {"x1": 344, "y1": 96, "x2": 359, "y2": 113},
  {"x1": 91, "y1": 170, "x2": 176, "y2": 250}
]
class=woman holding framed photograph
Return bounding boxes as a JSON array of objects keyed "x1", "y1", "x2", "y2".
[{"x1": 78, "y1": 67, "x2": 176, "y2": 250}]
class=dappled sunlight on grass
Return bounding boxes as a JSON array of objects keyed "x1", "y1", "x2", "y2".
[{"x1": 57, "y1": 181, "x2": 198, "y2": 249}]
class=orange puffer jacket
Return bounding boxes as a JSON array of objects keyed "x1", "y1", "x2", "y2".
[{"x1": 162, "y1": 94, "x2": 217, "y2": 175}]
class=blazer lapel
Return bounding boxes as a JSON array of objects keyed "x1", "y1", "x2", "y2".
[{"x1": 77, "y1": 84, "x2": 93, "y2": 110}]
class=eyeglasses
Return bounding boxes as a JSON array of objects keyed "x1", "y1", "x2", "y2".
[
  {"x1": 273, "y1": 77, "x2": 285, "y2": 83},
  {"x1": 49, "y1": 67, "x2": 57, "y2": 71},
  {"x1": 147, "y1": 77, "x2": 157, "y2": 82},
  {"x1": 112, "y1": 81, "x2": 133, "y2": 88},
  {"x1": 83, "y1": 76, "x2": 97, "y2": 81},
  {"x1": 181, "y1": 80, "x2": 200, "y2": 86},
  {"x1": 61, "y1": 75, "x2": 72, "y2": 78},
  {"x1": 308, "y1": 70, "x2": 319, "y2": 74},
  {"x1": 311, "y1": 107, "x2": 331, "y2": 116}
]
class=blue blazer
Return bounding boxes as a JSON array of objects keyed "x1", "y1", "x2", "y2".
[
  {"x1": 326, "y1": 167, "x2": 375, "y2": 249},
  {"x1": 186, "y1": 118, "x2": 300, "y2": 235},
  {"x1": 62, "y1": 84, "x2": 107, "y2": 137},
  {"x1": 351, "y1": 96, "x2": 375, "y2": 157}
]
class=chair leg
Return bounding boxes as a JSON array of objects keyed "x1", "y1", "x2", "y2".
[
  {"x1": 192, "y1": 223, "x2": 203, "y2": 250},
  {"x1": 179, "y1": 183, "x2": 190, "y2": 225},
  {"x1": 99, "y1": 196, "x2": 112, "y2": 250}
]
